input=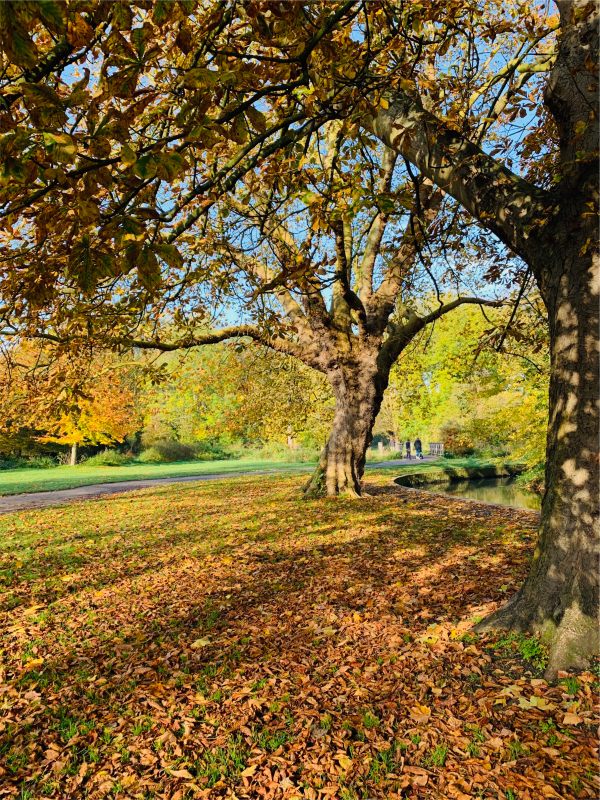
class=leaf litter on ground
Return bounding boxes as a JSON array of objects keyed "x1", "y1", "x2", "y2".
[{"x1": 0, "y1": 473, "x2": 597, "y2": 799}]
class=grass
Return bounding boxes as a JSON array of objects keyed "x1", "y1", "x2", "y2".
[
  {"x1": 0, "y1": 472, "x2": 596, "y2": 799},
  {"x1": 0, "y1": 457, "x2": 312, "y2": 496},
  {"x1": 0, "y1": 455, "x2": 486, "y2": 497}
]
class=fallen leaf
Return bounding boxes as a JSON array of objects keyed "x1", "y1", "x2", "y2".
[
  {"x1": 167, "y1": 768, "x2": 194, "y2": 780},
  {"x1": 562, "y1": 712, "x2": 583, "y2": 725},
  {"x1": 190, "y1": 637, "x2": 211, "y2": 649}
]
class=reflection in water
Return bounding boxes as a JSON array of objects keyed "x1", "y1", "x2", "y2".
[{"x1": 437, "y1": 477, "x2": 541, "y2": 511}]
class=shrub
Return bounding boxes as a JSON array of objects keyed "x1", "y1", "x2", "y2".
[
  {"x1": 137, "y1": 440, "x2": 197, "y2": 463},
  {"x1": 440, "y1": 422, "x2": 476, "y2": 457},
  {"x1": 0, "y1": 455, "x2": 56, "y2": 470},
  {"x1": 194, "y1": 440, "x2": 231, "y2": 461},
  {"x1": 228, "y1": 441, "x2": 319, "y2": 463},
  {"x1": 83, "y1": 450, "x2": 133, "y2": 467},
  {"x1": 26, "y1": 455, "x2": 57, "y2": 469}
]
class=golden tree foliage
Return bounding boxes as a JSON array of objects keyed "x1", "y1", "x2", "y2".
[{"x1": 0, "y1": 342, "x2": 141, "y2": 452}]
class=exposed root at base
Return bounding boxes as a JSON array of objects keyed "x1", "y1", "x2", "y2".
[{"x1": 476, "y1": 596, "x2": 599, "y2": 679}]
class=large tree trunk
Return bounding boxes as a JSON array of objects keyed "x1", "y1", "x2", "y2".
[
  {"x1": 304, "y1": 364, "x2": 387, "y2": 498},
  {"x1": 480, "y1": 232, "x2": 599, "y2": 674},
  {"x1": 478, "y1": 0, "x2": 599, "y2": 675}
]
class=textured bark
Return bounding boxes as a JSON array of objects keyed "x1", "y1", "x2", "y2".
[
  {"x1": 479, "y1": 234, "x2": 599, "y2": 674},
  {"x1": 478, "y1": 1, "x2": 599, "y2": 674},
  {"x1": 304, "y1": 359, "x2": 387, "y2": 498}
]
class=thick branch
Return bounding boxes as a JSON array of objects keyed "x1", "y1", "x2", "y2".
[
  {"x1": 124, "y1": 325, "x2": 303, "y2": 358},
  {"x1": 368, "y1": 94, "x2": 551, "y2": 262},
  {"x1": 330, "y1": 220, "x2": 354, "y2": 330},
  {"x1": 358, "y1": 147, "x2": 397, "y2": 301},
  {"x1": 369, "y1": 183, "x2": 442, "y2": 331},
  {"x1": 18, "y1": 325, "x2": 302, "y2": 360}
]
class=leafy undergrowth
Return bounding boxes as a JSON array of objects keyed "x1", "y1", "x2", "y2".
[{"x1": 0, "y1": 474, "x2": 597, "y2": 799}]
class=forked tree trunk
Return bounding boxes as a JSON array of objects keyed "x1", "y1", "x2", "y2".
[
  {"x1": 479, "y1": 236, "x2": 599, "y2": 674},
  {"x1": 304, "y1": 364, "x2": 387, "y2": 498}
]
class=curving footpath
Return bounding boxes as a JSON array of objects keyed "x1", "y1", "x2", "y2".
[{"x1": 0, "y1": 458, "x2": 432, "y2": 515}]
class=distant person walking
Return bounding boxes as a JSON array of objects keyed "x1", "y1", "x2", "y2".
[
  {"x1": 405, "y1": 440, "x2": 411, "y2": 460},
  {"x1": 414, "y1": 437, "x2": 423, "y2": 459}
]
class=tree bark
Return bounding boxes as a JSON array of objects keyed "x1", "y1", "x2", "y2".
[
  {"x1": 70, "y1": 442, "x2": 78, "y2": 466},
  {"x1": 304, "y1": 362, "x2": 387, "y2": 498},
  {"x1": 479, "y1": 220, "x2": 599, "y2": 675},
  {"x1": 478, "y1": 0, "x2": 599, "y2": 674}
]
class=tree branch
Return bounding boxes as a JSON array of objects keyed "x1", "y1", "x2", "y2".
[
  {"x1": 368, "y1": 93, "x2": 551, "y2": 262},
  {"x1": 358, "y1": 146, "x2": 397, "y2": 301},
  {"x1": 379, "y1": 296, "x2": 503, "y2": 371}
]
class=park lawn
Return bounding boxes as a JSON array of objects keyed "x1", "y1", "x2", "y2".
[
  {"x1": 0, "y1": 458, "x2": 314, "y2": 496},
  {"x1": 0, "y1": 473, "x2": 597, "y2": 800},
  {"x1": 0, "y1": 456, "x2": 488, "y2": 497}
]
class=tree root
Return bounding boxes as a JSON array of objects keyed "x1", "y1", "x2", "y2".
[{"x1": 476, "y1": 595, "x2": 599, "y2": 679}]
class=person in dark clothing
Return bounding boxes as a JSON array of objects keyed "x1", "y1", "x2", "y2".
[
  {"x1": 405, "y1": 440, "x2": 411, "y2": 459},
  {"x1": 414, "y1": 438, "x2": 423, "y2": 459}
]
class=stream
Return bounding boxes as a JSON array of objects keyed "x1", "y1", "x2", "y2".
[{"x1": 433, "y1": 477, "x2": 541, "y2": 511}]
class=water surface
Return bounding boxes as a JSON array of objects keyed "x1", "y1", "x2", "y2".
[{"x1": 435, "y1": 477, "x2": 541, "y2": 511}]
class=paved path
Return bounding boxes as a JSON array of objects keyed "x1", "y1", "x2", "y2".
[{"x1": 0, "y1": 457, "x2": 433, "y2": 515}]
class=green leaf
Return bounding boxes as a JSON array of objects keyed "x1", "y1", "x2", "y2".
[
  {"x1": 227, "y1": 115, "x2": 248, "y2": 144},
  {"x1": 111, "y1": 3, "x2": 132, "y2": 31},
  {"x1": 68, "y1": 236, "x2": 115, "y2": 293},
  {"x1": 300, "y1": 191, "x2": 319, "y2": 206},
  {"x1": 246, "y1": 106, "x2": 267, "y2": 133},
  {"x1": 376, "y1": 193, "x2": 396, "y2": 214},
  {"x1": 36, "y1": 0, "x2": 66, "y2": 33},
  {"x1": 120, "y1": 217, "x2": 146, "y2": 243},
  {"x1": 22, "y1": 82, "x2": 67, "y2": 127},
  {"x1": 0, "y1": 4, "x2": 38, "y2": 68},
  {"x1": 120, "y1": 144, "x2": 137, "y2": 167},
  {"x1": 152, "y1": 0, "x2": 173, "y2": 26},
  {"x1": 42, "y1": 132, "x2": 77, "y2": 163},
  {"x1": 155, "y1": 242, "x2": 184, "y2": 269},
  {"x1": 133, "y1": 154, "x2": 157, "y2": 180},
  {"x1": 155, "y1": 151, "x2": 187, "y2": 181},
  {"x1": 182, "y1": 67, "x2": 219, "y2": 89},
  {"x1": 138, "y1": 247, "x2": 161, "y2": 290}
]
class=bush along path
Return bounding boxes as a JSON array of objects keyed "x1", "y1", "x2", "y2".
[{"x1": 0, "y1": 474, "x2": 597, "y2": 799}]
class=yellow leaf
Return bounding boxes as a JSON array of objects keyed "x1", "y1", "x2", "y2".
[
  {"x1": 379, "y1": 97, "x2": 389, "y2": 109},
  {"x1": 23, "y1": 657, "x2": 45, "y2": 671},
  {"x1": 410, "y1": 704, "x2": 431, "y2": 723},
  {"x1": 191, "y1": 637, "x2": 211, "y2": 649},
  {"x1": 562, "y1": 712, "x2": 583, "y2": 725},
  {"x1": 241, "y1": 764, "x2": 257, "y2": 777},
  {"x1": 529, "y1": 696, "x2": 555, "y2": 710},
  {"x1": 336, "y1": 753, "x2": 353, "y2": 771}
]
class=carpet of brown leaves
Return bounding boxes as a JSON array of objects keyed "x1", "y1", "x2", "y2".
[{"x1": 0, "y1": 474, "x2": 597, "y2": 799}]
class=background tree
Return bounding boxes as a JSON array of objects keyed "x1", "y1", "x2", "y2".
[
  {"x1": 0, "y1": 342, "x2": 141, "y2": 464},
  {"x1": 385, "y1": 293, "x2": 548, "y2": 472},
  {"x1": 140, "y1": 344, "x2": 333, "y2": 455}
]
